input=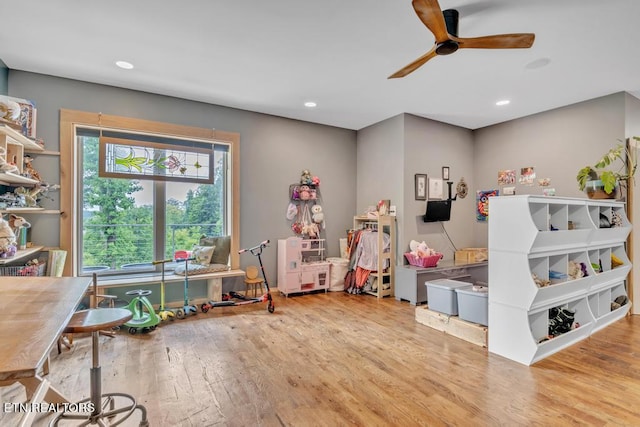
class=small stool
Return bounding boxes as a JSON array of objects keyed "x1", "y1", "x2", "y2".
[
  {"x1": 49, "y1": 308, "x2": 149, "y2": 426},
  {"x1": 244, "y1": 265, "x2": 265, "y2": 297}
]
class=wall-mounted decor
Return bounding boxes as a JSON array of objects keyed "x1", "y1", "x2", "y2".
[
  {"x1": 498, "y1": 169, "x2": 516, "y2": 185},
  {"x1": 456, "y1": 177, "x2": 468, "y2": 199},
  {"x1": 429, "y1": 178, "x2": 444, "y2": 200},
  {"x1": 519, "y1": 166, "x2": 536, "y2": 185},
  {"x1": 415, "y1": 174, "x2": 427, "y2": 200},
  {"x1": 476, "y1": 189, "x2": 499, "y2": 221},
  {"x1": 442, "y1": 166, "x2": 450, "y2": 181},
  {"x1": 99, "y1": 136, "x2": 213, "y2": 184}
]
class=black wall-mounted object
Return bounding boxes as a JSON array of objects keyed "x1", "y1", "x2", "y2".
[
  {"x1": 423, "y1": 200, "x2": 452, "y2": 222},
  {"x1": 423, "y1": 181, "x2": 456, "y2": 222}
]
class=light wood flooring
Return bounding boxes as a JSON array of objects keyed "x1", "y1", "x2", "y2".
[{"x1": 3, "y1": 291, "x2": 640, "y2": 426}]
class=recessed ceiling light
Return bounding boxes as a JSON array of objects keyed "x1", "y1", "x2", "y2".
[
  {"x1": 525, "y1": 57, "x2": 551, "y2": 70},
  {"x1": 496, "y1": 100, "x2": 510, "y2": 106},
  {"x1": 304, "y1": 101, "x2": 317, "y2": 108},
  {"x1": 115, "y1": 61, "x2": 134, "y2": 70}
]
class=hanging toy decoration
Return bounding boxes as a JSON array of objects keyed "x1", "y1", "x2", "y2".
[
  {"x1": 311, "y1": 204, "x2": 324, "y2": 224},
  {"x1": 288, "y1": 170, "x2": 324, "y2": 238},
  {"x1": 300, "y1": 169, "x2": 313, "y2": 185},
  {"x1": 299, "y1": 185, "x2": 311, "y2": 201}
]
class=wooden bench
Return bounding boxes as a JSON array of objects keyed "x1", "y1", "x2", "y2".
[{"x1": 97, "y1": 269, "x2": 246, "y2": 306}]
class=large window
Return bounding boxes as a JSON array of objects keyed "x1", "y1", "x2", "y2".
[{"x1": 60, "y1": 110, "x2": 240, "y2": 276}]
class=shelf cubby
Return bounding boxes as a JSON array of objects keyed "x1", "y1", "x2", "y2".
[{"x1": 588, "y1": 282, "x2": 630, "y2": 332}]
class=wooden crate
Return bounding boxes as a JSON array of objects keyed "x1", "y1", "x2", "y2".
[
  {"x1": 454, "y1": 247, "x2": 488, "y2": 263},
  {"x1": 415, "y1": 306, "x2": 488, "y2": 347}
]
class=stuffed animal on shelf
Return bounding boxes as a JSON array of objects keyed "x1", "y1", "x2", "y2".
[
  {"x1": 408, "y1": 239, "x2": 438, "y2": 258},
  {"x1": 23, "y1": 155, "x2": 42, "y2": 182},
  {"x1": 0, "y1": 99, "x2": 21, "y2": 121},
  {"x1": 8, "y1": 214, "x2": 31, "y2": 236},
  {"x1": 14, "y1": 187, "x2": 38, "y2": 207},
  {"x1": 0, "y1": 147, "x2": 19, "y2": 174},
  {"x1": 0, "y1": 216, "x2": 17, "y2": 257}
]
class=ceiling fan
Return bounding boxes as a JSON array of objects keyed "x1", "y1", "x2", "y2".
[{"x1": 389, "y1": 0, "x2": 535, "y2": 78}]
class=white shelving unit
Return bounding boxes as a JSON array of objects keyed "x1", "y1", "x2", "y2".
[
  {"x1": 488, "y1": 195, "x2": 632, "y2": 365},
  {"x1": 353, "y1": 215, "x2": 396, "y2": 298}
]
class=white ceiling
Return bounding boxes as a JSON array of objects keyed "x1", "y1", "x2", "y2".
[{"x1": 2, "y1": 0, "x2": 640, "y2": 131}]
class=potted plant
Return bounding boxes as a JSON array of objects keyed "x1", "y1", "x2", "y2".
[{"x1": 576, "y1": 138, "x2": 639, "y2": 199}]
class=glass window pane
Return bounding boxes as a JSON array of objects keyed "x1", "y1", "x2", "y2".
[{"x1": 77, "y1": 127, "x2": 229, "y2": 276}]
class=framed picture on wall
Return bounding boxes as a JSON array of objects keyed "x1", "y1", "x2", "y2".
[
  {"x1": 442, "y1": 166, "x2": 450, "y2": 181},
  {"x1": 415, "y1": 174, "x2": 427, "y2": 200},
  {"x1": 429, "y1": 178, "x2": 444, "y2": 200}
]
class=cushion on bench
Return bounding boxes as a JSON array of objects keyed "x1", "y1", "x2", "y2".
[
  {"x1": 173, "y1": 262, "x2": 230, "y2": 276},
  {"x1": 199, "y1": 235, "x2": 231, "y2": 265}
]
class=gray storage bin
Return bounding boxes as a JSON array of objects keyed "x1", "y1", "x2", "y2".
[
  {"x1": 425, "y1": 279, "x2": 471, "y2": 315},
  {"x1": 455, "y1": 285, "x2": 489, "y2": 326}
]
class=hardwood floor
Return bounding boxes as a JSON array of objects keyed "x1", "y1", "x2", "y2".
[{"x1": 3, "y1": 291, "x2": 640, "y2": 426}]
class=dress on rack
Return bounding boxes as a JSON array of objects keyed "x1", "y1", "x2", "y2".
[{"x1": 344, "y1": 228, "x2": 390, "y2": 293}]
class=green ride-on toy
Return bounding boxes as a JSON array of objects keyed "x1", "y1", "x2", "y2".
[{"x1": 123, "y1": 289, "x2": 160, "y2": 334}]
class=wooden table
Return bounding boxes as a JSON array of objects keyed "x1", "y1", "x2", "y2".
[{"x1": 0, "y1": 276, "x2": 91, "y2": 424}]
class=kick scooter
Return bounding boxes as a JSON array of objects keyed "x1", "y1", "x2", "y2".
[
  {"x1": 152, "y1": 258, "x2": 176, "y2": 321},
  {"x1": 200, "y1": 240, "x2": 275, "y2": 313},
  {"x1": 175, "y1": 256, "x2": 198, "y2": 319}
]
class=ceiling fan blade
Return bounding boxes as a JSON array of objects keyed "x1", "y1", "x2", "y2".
[
  {"x1": 388, "y1": 47, "x2": 438, "y2": 79},
  {"x1": 412, "y1": 0, "x2": 450, "y2": 43},
  {"x1": 454, "y1": 33, "x2": 535, "y2": 49}
]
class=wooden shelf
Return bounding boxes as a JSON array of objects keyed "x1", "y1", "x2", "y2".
[
  {"x1": 2, "y1": 207, "x2": 44, "y2": 212},
  {"x1": 0, "y1": 125, "x2": 44, "y2": 152},
  {"x1": 0, "y1": 172, "x2": 39, "y2": 186},
  {"x1": 0, "y1": 246, "x2": 44, "y2": 265},
  {"x1": 0, "y1": 208, "x2": 60, "y2": 214}
]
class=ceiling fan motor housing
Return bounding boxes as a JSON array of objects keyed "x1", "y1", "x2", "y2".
[{"x1": 437, "y1": 9, "x2": 460, "y2": 55}]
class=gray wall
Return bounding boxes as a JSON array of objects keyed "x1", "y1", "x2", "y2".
[
  {"x1": 356, "y1": 114, "x2": 404, "y2": 215},
  {"x1": 8, "y1": 71, "x2": 357, "y2": 292},
  {"x1": 356, "y1": 113, "x2": 476, "y2": 262},
  {"x1": 403, "y1": 114, "x2": 475, "y2": 260},
  {"x1": 0, "y1": 59, "x2": 7, "y2": 95},
  {"x1": 473, "y1": 93, "x2": 626, "y2": 247}
]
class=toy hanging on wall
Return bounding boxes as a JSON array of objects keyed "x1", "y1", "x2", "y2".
[{"x1": 286, "y1": 169, "x2": 324, "y2": 239}]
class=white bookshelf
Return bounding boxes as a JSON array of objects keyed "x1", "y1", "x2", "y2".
[{"x1": 488, "y1": 195, "x2": 631, "y2": 365}]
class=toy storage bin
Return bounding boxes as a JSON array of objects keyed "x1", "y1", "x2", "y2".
[
  {"x1": 327, "y1": 257, "x2": 349, "y2": 292},
  {"x1": 405, "y1": 252, "x2": 443, "y2": 267},
  {"x1": 425, "y1": 279, "x2": 471, "y2": 315},
  {"x1": 0, "y1": 261, "x2": 47, "y2": 276},
  {"x1": 455, "y1": 285, "x2": 489, "y2": 326}
]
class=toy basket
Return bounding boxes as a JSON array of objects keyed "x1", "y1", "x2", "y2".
[
  {"x1": 0, "y1": 262, "x2": 47, "y2": 277},
  {"x1": 404, "y1": 252, "x2": 443, "y2": 268}
]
